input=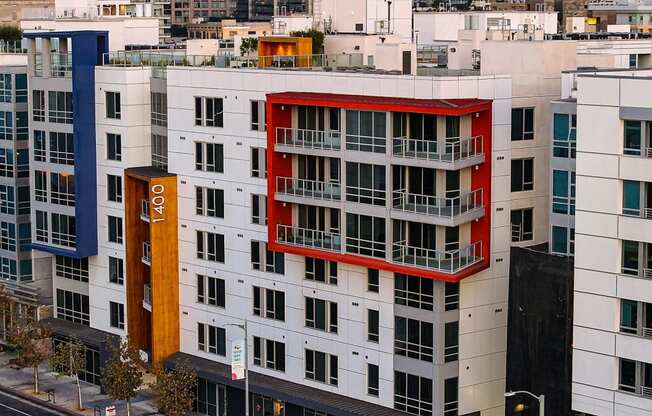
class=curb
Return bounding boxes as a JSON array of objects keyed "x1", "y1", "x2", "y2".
[{"x1": 0, "y1": 383, "x2": 82, "y2": 416}]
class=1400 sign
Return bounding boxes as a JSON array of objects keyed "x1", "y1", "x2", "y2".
[{"x1": 151, "y1": 184, "x2": 165, "y2": 223}]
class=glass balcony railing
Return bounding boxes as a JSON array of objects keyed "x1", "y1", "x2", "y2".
[
  {"x1": 275, "y1": 127, "x2": 341, "y2": 151},
  {"x1": 50, "y1": 53, "x2": 72, "y2": 78},
  {"x1": 392, "y1": 135, "x2": 483, "y2": 163},
  {"x1": 276, "y1": 177, "x2": 341, "y2": 201},
  {"x1": 392, "y1": 241, "x2": 483, "y2": 273},
  {"x1": 276, "y1": 224, "x2": 341, "y2": 252},
  {"x1": 392, "y1": 189, "x2": 483, "y2": 220}
]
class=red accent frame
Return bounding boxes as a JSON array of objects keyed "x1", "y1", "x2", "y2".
[{"x1": 266, "y1": 93, "x2": 492, "y2": 282}]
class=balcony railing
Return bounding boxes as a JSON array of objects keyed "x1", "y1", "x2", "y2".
[
  {"x1": 142, "y1": 241, "x2": 151, "y2": 265},
  {"x1": 623, "y1": 207, "x2": 652, "y2": 220},
  {"x1": 49, "y1": 53, "x2": 72, "y2": 78},
  {"x1": 276, "y1": 177, "x2": 341, "y2": 201},
  {"x1": 143, "y1": 283, "x2": 151, "y2": 311},
  {"x1": 392, "y1": 189, "x2": 483, "y2": 219},
  {"x1": 392, "y1": 136, "x2": 483, "y2": 163},
  {"x1": 276, "y1": 224, "x2": 342, "y2": 252},
  {"x1": 276, "y1": 127, "x2": 341, "y2": 151},
  {"x1": 392, "y1": 241, "x2": 483, "y2": 273},
  {"x1": 621, "y1": 267, "x2": 652, "y2": 279}
]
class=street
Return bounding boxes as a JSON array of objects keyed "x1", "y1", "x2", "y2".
[{"x1": 0, "y1": 390, "x2": 70, "y2": 416}]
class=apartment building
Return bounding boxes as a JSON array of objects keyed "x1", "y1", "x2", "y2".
[{"x1": 572, "y1": 70, "x2": 652, "y2": 415}]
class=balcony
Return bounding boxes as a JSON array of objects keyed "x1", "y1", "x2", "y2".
[
  {"x1": 391, "y1": 189, "x2": 484, "y2": 226},
  {"x1": 143, "y1": 283, "x2": 151, "y2": 311},
  {"x1": 275, "y1": 177, "x2": 341, "y2": 206},
  {"x1": 142, "y1": 241, "x2": 151, "y2": 266},
  {"x1": 391, "y1": 136, "x2": 484, "y2": 170},
  {"x1": 50, "y1": 53, "x2": 72, "y2": 78},
  {"x1": 276, "y1": 224, "x2": 342, "y2": 253},
  {"x1": 392, "y1": 241, "x2": 483, "y2": 273},
  {"x1": 275, "y1": 127, "x2": 341, "y2": 154}
]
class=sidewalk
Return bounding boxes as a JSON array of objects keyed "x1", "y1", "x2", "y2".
[{"x1": 0, "y1": 352, "x2": 161, "y2": 415}]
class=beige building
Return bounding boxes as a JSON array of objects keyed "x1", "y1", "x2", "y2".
[{"x1": 0, "y1": 0, "x2": 54, "y2": 26}]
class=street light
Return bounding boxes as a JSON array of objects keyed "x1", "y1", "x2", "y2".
[
  {"x1": 504, "y1": 391, "x2": 545, "y2": 416},
  {"x1": 227, "y1": 320, "x2": 249, "y2": 416}
]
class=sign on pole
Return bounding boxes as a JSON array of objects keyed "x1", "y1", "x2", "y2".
[{"x1": 231, "y1": 338, "x2": 245, "y2": 380}]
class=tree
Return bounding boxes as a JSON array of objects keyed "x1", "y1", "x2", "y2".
[
  {"x1": 50, "y1": 338, "x2": 86, "y2": 410},
  {"x1": 240, "y1": 37, "x2": 258, "y2": 57},
  {"x1": 102, "y1": 338, "x2": 144, "y2": 416},
  {"x1": 290, "y1": 29, "x2": 325, "y2": 54},
  {"x1": 9, "y1": 319, "x2": 51, "y2": 394},
  {"x1": 0, "y1": 25, "x2": 21, "y2": 42},
  {"x1": 151, "y1": 360, "x2": 198, "y2": 416}
]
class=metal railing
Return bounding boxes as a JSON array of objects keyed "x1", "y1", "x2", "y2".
[
  {"x1": 623, "y1": 207, "x2": 652, "y2": 219},
  {"x1": 392, "y1": 135, "x2": 483, "y2": 163},
  {"x1": 622, "y1": 267, "x2": 652, "y2": 279},
  {"x1": 275, "y1": 127, "x2": 341, "y2": 151},
  {"x1": 392, "y1": 241, "x2": 483, "y2": 273},
  {"x1": 276, "y1": 177, "x2": 341, "y2": 201},
  {"x1": 392, "y1": 189, "x2": 483, "y2": 219},
  {"x1": 276, "y1": 224, "x2": 341, "y2": 252},
  {"x1": 345, "y1": 134, "x2": 386, "y2": 153},
  {"x1": 49, "y1": 53, "x2": 72, "y2": 78},
  {"x1": 345, "y1": 236, "x2": 386, "y2": 259}
]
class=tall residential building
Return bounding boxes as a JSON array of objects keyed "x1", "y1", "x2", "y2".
[{"x1": 572, "y1": 69, "x2": 652, "y2": 415}]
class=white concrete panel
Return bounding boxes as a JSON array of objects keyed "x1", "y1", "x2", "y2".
[
  {"x1": 574, "y1": 326, "x2": 616, "y2": 356},
  {"x1": 574, "y1": 234, "x2": 620, "y2": 274},
  {"x1": 573, "y1": 349, "x2": 618, "y2": 391},
  {"x1": 619, "y1": 215, "x2": 652, "y2": 244},
  {"x1": 576, "y1": 211, "x2": 619, "y2": 238},
  {"x1": 573, "y1": 291, "x2": 618, "y2": 332},
  {"x1": 575, "y1": 268, "x2": 618, "y2": 298}
]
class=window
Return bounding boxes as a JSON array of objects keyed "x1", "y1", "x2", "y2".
[
  {"x1": 196, "y1": 274, "x2": 225, "y2": 307},
  {"x1": 395, "y1": 273, "x2": 433, "y2": 310},
  {"x1": 0, "y1": 111, "x2": 12, "y2": 140},
  {"x1": 305, "y1": 349, "x2": 338, "y2": 386},
  {"x1": 16, "y1": 150, "x2": 27, "y2": 178},
  {"x1": 511, "y1": 159, "x2": 534, "y2": 192},
  {"x1": 49, "y1": 132, "x2": 74, "y2": 165},
  {"x1": 196, "y1": 231, "x2": 224, "y2": 262},
  {"x1": 0, "y1": 74, "x2": 11, "y2": 102},
  {"x1": 251, "y1": 194, "x2": 267, "y2": 225},
  {"x1": 107, "y1": 133, "x2": 121, "y2": 161},
  {"x1": 56, "y1": 289, "x2": 89, "y2": 326},
  {"x1": 252, "y1": 286, "x2": 285, "y2": 321},
  {"x1": 0, "y1": 185, "x2": 14, "y2": 214},
  {"x1": 51, "y1": 173, "x2": 75, "y2": 206},
  {"x1": 624, "y1": 180, "x2": 641, "y2": 217},
  {"x1": 368, "y1": 309, "x2": 379, "y2": 343},
  {"x1": 195, "y1": 142, "x2": 224, "y2": 173},
  {"x1": 18, "y1": 224, "x2": 30, "y2": 252},
  {"x1": 444, "y1": 377, "x2": 459, "y2": 416},
  {"x1": 151, "y1": 92, "x2": 167, "y2": 126},
  {"x1": 253, "y1": 337, "x2": 285, "y2": 371},
  {"x1": 622, "y1": 240, "x2": 641, "y2": 275},
  {"x1": 195, "y1": 97, "x2": 223, "y2": 127},
  {"x1": 0, "y1": 148, "x2": 13, "y2": 177},
  {"x1": 151, "y1": 134, "x2": 167, "y2": 170},
  {"x1": 553, "y1": 170, "x2": 575, "y2": 214},
  {"x1": 444, "y1": 321, "x2": 459, "y2": 362},
  {"x1": 34, "y1": 171, "x2": 47, "y2": 202},
  {"x1": 194, "y1": 378, "x2": 226, "y2": 416},
  {"x1": 35, "y1": 210, "x2": 48, "y2": 242},
  {"x1": 346, "y1": 214, "x2": 386, "y2": 258},
  {"x1": 394, "y1": 371, "x2": 432, "y2": 416},
  {"x1": 251, "y1": 147, "x2": 266, "y2": 178},
  {"x1": 0, "y1": 257, "x2": 16, "y2": 281},
  {"x1": 250, "y1": 100, "x2": 266, "y2": 131},
  {"x1": 55, "y1": 256, "x2": 89, "y2": 283},
  {"x1": 108, "y1": 216, "x2": 123, "y2": 244},
  {"x1": 34, "y1": 130, "x2": 46, "y2": 161},
  {"x1": 17, "y1": 186, "x2": 29, "y2": 215},
  {"x1": 15, "y1": 74, "x2": 26, "y2": 103},
  {"x1": 511, "y1": 108, "x2": 534, "y2": 140},
  {"x1": 197, "y1": 322, "x2": 226, "y2": 356},
  {"x1": 251, "y1": 241, "x2": 284, "y2": 274},
  {"x1": 51, "y1": 213, "x2": 76, "y2": 247},
  {"x1": 196, "y1": 187, "x2": 224, "y2": 218},
  {"x1": 511, "y1": 208, "x2": 533, "y2": 242},
  {"x1": 32, "y1": 90, "x2": 45, "y2": 122},
  {"x1": 20, "y1": 260, "x2": 32, "y2": 282},
  {"x1": 630, "y1": 53, "x2": 638, "y2": 68},
  {"x1": 553, "y1": 113, "x2": 576, "y2": 158},
  {"x1": 108, "y1": 257, "x2": 124, "y2": 285},
  {"x1": 16, "y1": 112, "x2": 27, "y2": 140},
  {"x1": 395, "y1": 316, "x2": 433, "y2": 362},
  {"x1": 345, "y1": 110, "x2": 386, "y2": 153},
  {"x1": 109, "y1": 302, "x2": 125, "y2": 329},
  {"x1": 107, "y1": 174, "x2": 122, "y2": 203},
  {"x1": 106, "y1": 92, "x2": 121, "y2": 119},
  {"x1": 346, "y1": 162, "x2": 386, "y2": 206},
  {"x1": 624, "y1": 120, "x2": 642, "y2": 156},
  {"x1": 48, "y1": 91, "x2": 73, "y2": 123},
  {"x1": 0, "y1": 222, "x2": 16, "y2": 252},
  {"x1": 367, "y1": 363, "x2": 379, "y2": 396},
  {"x1": 305, "y1": 297, "x2": 338, "y2": 333},
  {"x1": 305, "y1": 257, "x2": 337, "y2": 285},
  {"x1": 552, "y1": 226, "x2": 574, "y2": 256}
]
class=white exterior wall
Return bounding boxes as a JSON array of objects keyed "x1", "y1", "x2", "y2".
[
  {"x1": 573, "y1": 74, "x2": 652, "y2": 416},
  {"x1": 164, "y1": 68, "x2": 512, "y2": 415}
]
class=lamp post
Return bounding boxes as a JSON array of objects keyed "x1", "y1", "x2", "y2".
[
  {"x1": 227, "y1": 320, "x2": 249, "y2": 416},
  {"x1": 504, "y1": 391, "x2": 545, "y2": 416}
]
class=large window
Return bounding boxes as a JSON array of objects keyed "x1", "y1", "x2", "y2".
[
  {"x1": 195, "y1": 96, "x2": 223, "y2": 127},
  {"x1": 253, "y1": 337, "x2": 285, "y2": 372},
  {"x1": 305, "y1": 257, "x2": 337, "y2": 285},
  {"x1": 511, "y1": 208, "x2": 533, "y2": 242},
  {"x1": 107, "y1": 133, "x2": 121, "y2": 161},
  {"x1": 56, "y1": 289, "x2": 89, "y2": 326},
  {"x1": 367, "y1": 363, "x2": 379, "y2": 397},
  {"x1": 197, "y1": 274, "x2": 225, "y2": 308},
  {"x1": 394, "y1": 371, "x2": 432, "y2": 416},
  {"x1": 395, "y1": 316, "x2": 433, "y2": 362},
  {"x1": 197, "y1": 322, "x2": 226, "y2": 356},
  {"x1": 251, "y1": 147, "x2": 266, "y2": 178},
  {"x1": 108, "y1": 216, "x2": 123, "y2": 244},
  {"x1": 251, "y1": 194, "x2": 267, "y2": 225},
  {"x1": 109, "y1": 302, "x2": 125, "y2": 329},
  {"x1": 621, "y1": 240, "x2": 643, "y2": 275},
  {"x1": 0, "y1": 257, "x2": 16, "y2": 281},
  {"x1": 368, "y1": 309, "x2": 379, "y2": 343},
  {"x1": 552, "y1": 170, "x2": 575, "y2": 214},
  {"x1": 252, "y1": 286, "x2": 285, "y2": 321},
  {"x1": 368, "y1": 268, "x2": 379, "y2": 292},
  {"x1": 553, "y1": 113, "x2": 576, "y2": 158},
  {"x1": 511, "y1": 107, "x2": 534, "y2": 140},
  {"x1": 0, "y1": 74, "x2": 11, "y2": 102},
  {"x1": 51, "y1": 173, "x2": 75, "y2": 206},
  {"x1": 195, "y1": 142, "x2": 224, "y2": 173},
  {"x1": 624, "y1": 120, "x2": 642, "y2": 156},
  {"x1": 151, "y1": 92, "x2": 167, "y2": 126},
  {"x1": 194, "y1": 378, "x2": 226, "y2": 416},
  {"x1": 196, "y1": 187, "x2": 224, "y2": 218},
  {"x1": 151, "y1": 134, "x2": 167, "y2": 170},
  {"x1": 55, "y1": 256, "x2": 89, "y2": 283},
  {"x1": 395, "y1": 273, "x2": 434, "y2": 311},
  {"x1": 106, "y1": 91, "x2": 121, "y2": 119},
  {"x1": 305, "y1": 297, "x2": 338, "y2": 333},
  {"x1": 48, "y1": 91, "x2": 73, "y2": 124},
  {"x1": 15, "y1": 74, "x2": 26, "y2": 103},
  {"x1": 107, "y1": 174, "x2": 122, "y2": 203},
  {"x1": 33, "y1": 90, "x2": 45, "y2": 121},
  {"x1": 196, "y1": 231, "x2": 224, "y2": 262},
  {"x1": 444, "y1": 321, "x2": 459, "y2": 362},
  {"x1": 551, "y1": 226, "x2": 574, "y2": 256},
  {"x1": 34, "y1": 171, "x2": 47, "y2": 202},
  {"x1": 251, "y1": 241, "x2": 284, "y2": 274},
  {"x1": 511, "y1": 159, "x2": 534, "y2": 192},
  {"x1": 0, "y1": 111, "x2": 12, "y2": 140},
  {"x1": 346, "y1": 213, "x2": 385, "y2": 258},
  {"x1": 305, "y1": 349, "x2": 338, "y2": 386},
  {"x1": 0, "y1": 185, "x2": 14, "y2": 214},
  {"x1": 108, "y1": 257, "x2": 123, "y2": 285},
  {"x1": 35, "y1": 210, "x2": 48, "y2": 242},
  {"x1": 250, "y1": 100, "x2": 266, "y2": 131},
  {"x1": 49, "y1": 132, "x2": 74, "y2": 165},
  {"x1": 346, "y1": 110, "x2": 386, "y2": 153},
  {"x1": 623, "y1": 180, "x2": 641, "y2": 217},
  {"x1": 0, "y1": 148, "x2": 13, "y2": 177},
  {"x1": 618, "y1": 358, "x2": 652, "y2": 396},
  {"x1": 51, "y1": 213, "x2": 76, "y2": 247},
  {"x1": 444, "y1": 377, "x2": 459, "y2": 416},
  {"x1": 34, "y1": 130, "x2": 46, "y2": 161},
  {"x1": 0, "y1": 222, "x2": 16, "y2": 252},
  {"x1": 345, "y1": 162, "x2": 386, "y2": 206}
]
